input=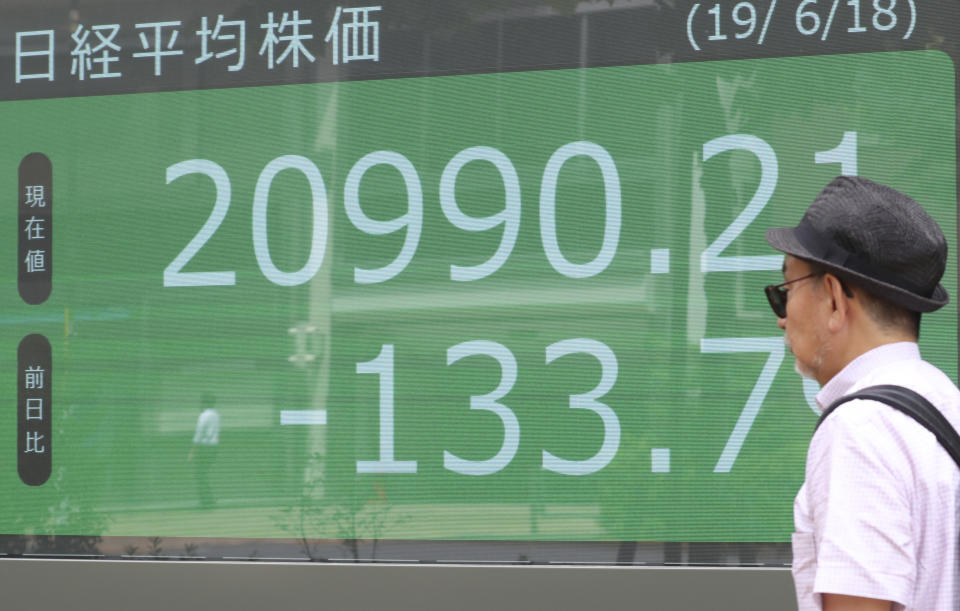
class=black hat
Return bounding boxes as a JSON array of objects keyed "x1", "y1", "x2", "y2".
[{"x1": 765, "y1": 176, "x2": 948, "y2": 313}]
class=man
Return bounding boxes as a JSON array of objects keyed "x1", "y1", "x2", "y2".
[
  {"x1": 764, "y1": 176, "x2": 960, "y2": 611},
  {"x1": 188, "y1": 394, "x2": 221, "y2": 507}
]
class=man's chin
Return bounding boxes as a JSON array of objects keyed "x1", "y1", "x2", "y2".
[
  {"x1": 793, "y1": 358, "x2": 817, "y2": 381},
  {"x1": 784, "y1": 336, "x2": 818, "y2": 380}
]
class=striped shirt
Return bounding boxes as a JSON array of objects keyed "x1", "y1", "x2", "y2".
[{"x1": 793, "y1": 342, "x2": 960, "y2": 610}]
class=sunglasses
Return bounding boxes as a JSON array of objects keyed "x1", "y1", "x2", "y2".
[{"x1": 764, "y1": 272, "x2": 822, "y2": 318}]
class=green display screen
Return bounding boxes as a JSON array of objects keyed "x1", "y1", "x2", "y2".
[{"x1": 1, "y1": 48, "x2": 955, "y2": 547}]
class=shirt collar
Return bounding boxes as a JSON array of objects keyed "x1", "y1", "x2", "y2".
[{"x1": 815, "y1": 341, "x2": 921, "y2": 411}]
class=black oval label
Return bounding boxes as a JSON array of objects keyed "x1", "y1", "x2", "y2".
[
  {"x1": 18, "y1": 153, "x2": 53, "y2": 305},
  {"x1": 18, "y1": 334, "x2": 51, "y2": 486}
]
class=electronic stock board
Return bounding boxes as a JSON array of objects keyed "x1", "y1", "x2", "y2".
[{"x1": 1, "y1": 0, "x2": 957, "y2": 564}]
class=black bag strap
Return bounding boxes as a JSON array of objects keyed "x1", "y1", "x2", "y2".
[{"x1": 816, "y1": 384, "x2": 960, "y2": 470}]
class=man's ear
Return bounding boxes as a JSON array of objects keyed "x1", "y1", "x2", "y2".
[{"x1": 823, "y1": 273, "x2": 851, "y2": 332}]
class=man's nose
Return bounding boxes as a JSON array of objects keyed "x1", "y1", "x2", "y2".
[{"x1": 777, "y1": 317, "x2": 786, "y2": 330}]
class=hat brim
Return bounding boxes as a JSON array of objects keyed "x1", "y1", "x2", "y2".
[{"x1": 766, "y1": 226, "x2": 949, "y2": 313}]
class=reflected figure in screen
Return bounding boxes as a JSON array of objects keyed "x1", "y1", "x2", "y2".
[
  {"x1": 188, "y1": 394, "x2": 220, "y2": 508},
  {"x1": 763, "y1": 176, "x2": 960, "y2": 611}
]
